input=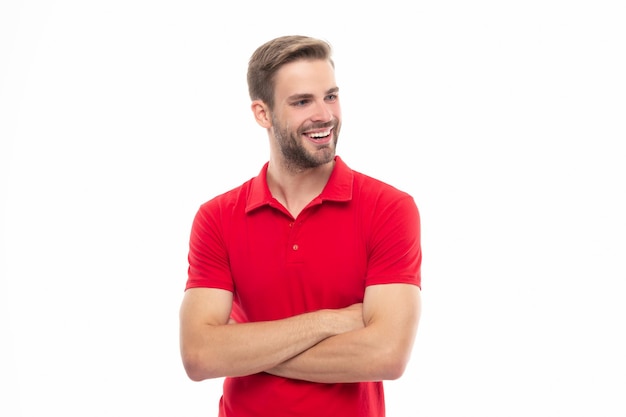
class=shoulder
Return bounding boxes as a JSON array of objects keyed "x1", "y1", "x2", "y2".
[
  {"x1": 334, "y1": 156, "x2": 414, "y2": 204},
  {"x1": 351, "y1": 171, "x2": 420, "y2": 234},
  {"x1": 195, "y1": 177, "x2": 254, "y2": 221},
  {"x1": 351, "y1": 169, "x2": 415, "y2": 205}
]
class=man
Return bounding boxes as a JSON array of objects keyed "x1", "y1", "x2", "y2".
[{"x1": 180, "y1": 35, "x2": 422, "y2": 417}]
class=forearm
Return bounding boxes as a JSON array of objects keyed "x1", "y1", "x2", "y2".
[
  {"x1": 180, "y1": 301, "x2": 364, "y2": 381},
  {"x1": 266, "y1": 325, "x2": 413, "y2": 383},
  {"x1": 182, "y1": 311, "x2": 329, "y2": 380},
  {"x1": 267, "y1": 284, "x2": 421, "y2": 383}
]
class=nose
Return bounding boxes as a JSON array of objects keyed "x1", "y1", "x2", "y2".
[{"x1": 311, "y1": 100, "x2": 333, "y2": 122}]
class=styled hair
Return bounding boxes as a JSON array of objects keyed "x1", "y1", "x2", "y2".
[{"x1": 247, "y1": 35, "x2": 334, "y2": 110}]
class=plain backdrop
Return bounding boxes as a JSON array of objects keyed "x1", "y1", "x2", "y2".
[{"x1": 1, "y1": 1, "x2": 625, "y2": 416}]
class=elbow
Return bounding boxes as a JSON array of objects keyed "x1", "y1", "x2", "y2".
[
  {"x1": 181, "y1": 352, "x2": 206, "y2": 382},
  {"x1": 184, "y1": 366, "x2": 206, "y2": 382},
  {"x1": 181, "y1": 349, "x2": 220, "y2": 382},
  {"x1": 374, "y1": 346, "x2": 412, "y2": 381},
  {"x1": 185, "y1": 370, "x2": 205, "y2": 382},
  {"x1": 378, "y1": 358, "x2": 408, "y2": 381},
  {"x1": 386, "y1": 359, "x2": 409, "y2": 380}
]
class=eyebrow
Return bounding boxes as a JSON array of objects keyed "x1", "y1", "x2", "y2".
[{"x1": 287, "y1": 87, "x2": 339, "y2": 101}]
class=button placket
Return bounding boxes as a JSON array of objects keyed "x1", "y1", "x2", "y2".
[{"x1": 287, "y1": 219, "x2": 303, "y2": 261}]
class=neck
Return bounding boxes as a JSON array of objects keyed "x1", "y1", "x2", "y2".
[{"x1": 266, "y1": 158, "x2": 335, "y2": 218}]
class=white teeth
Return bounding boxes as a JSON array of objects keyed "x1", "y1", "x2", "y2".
[{"x1": 309, "y1": 130, "x2": 331, "y2": 138}]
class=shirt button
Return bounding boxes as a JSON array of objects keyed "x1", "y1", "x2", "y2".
[{"x1": 292, "y1": 244, "x2": 299, "y2": 251}]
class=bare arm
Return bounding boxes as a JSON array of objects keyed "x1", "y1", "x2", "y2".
[
  {"x1": 179, "y1": 287, "x2": 364, "y2": 381},
  {"x1": 265, "y1": 283, "x2": 421, "y2": 383}
]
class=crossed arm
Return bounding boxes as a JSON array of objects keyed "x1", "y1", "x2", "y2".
[{"x1": 179, "y1": 283, "x2": 421, "y2": 384}]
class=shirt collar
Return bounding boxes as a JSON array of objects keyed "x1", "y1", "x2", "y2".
[{"x1": 245, "y1": 156, "x2": 353, "y2": 213}]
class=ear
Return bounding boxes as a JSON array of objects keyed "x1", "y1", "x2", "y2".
[{"x1": 251, "y1": 100, "x2": 272, "y2": 128}]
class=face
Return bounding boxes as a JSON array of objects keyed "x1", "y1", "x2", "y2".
[{"x1": 269, "y1": 59, "x2": 342, "y2": 170}]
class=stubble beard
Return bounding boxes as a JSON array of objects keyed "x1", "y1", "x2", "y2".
[{"x1": 272, "y1": 115, "x2": 341, "y2": 172}]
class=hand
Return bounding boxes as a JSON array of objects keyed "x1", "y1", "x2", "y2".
[
  {"x1": 328, "y1": 303, "x2": 364, "y2": 336},
  {"x1": 227, "y1": 304, "x2": 363, "y2": 336}
]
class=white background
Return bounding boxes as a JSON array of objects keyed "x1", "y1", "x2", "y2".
[{"x1": 1, "y1": 1, "x2": 625, "y2": 416}]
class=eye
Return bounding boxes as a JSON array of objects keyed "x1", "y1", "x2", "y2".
[
  {"x1": 325, "y1": 94, "x2": 338, "y2": 102},
  {"x1": 292, "y1": 99, "x2": 310, "y2": 107}
]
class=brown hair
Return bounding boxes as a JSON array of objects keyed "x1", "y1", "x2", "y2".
[{"x1": 247, "y1": 35, "x2": 334, "y2": 110}]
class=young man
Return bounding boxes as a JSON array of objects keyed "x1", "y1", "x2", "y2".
[{"x1": 180, "y1": 35, "x2": 422, "y2": 417}]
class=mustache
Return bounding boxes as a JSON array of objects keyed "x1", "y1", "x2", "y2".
[{"x1": 299, "y1": 119, "x2": 338, "y2": 132}]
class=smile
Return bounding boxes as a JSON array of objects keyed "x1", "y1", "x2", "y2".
[{"x1": 305, "y1": 129, "x2": 332, "y2": 139}]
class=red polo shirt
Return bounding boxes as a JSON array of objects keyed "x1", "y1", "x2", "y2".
[{"x1": 186, "y1": 156, "x2": 421, "y2": 417}]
